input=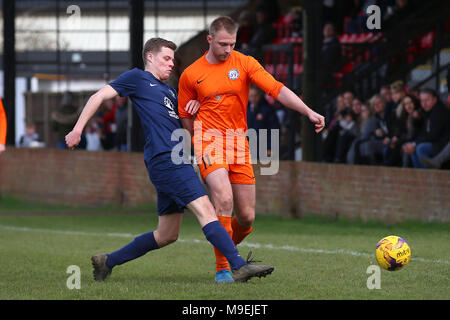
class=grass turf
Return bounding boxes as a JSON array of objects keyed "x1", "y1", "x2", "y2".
[{"x1": 0, "y1": 195, "x2": 449, "y2": 300}]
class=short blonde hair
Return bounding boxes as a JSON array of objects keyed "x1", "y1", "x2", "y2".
[{"x1": 209, "y1": 16, "x2": 238, "y2": 37}]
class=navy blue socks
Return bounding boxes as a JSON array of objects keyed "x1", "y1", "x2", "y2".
[
  {"x1": 106, "y1": 231, "x2": 159, "y2": 268},
  {"x1": 202, "y1": 220, "x2": 246, "y2": 270}
]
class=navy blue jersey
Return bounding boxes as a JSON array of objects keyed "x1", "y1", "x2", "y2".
[{"x1": 109, "y1": 68, "x2": 181, "y2": 161}]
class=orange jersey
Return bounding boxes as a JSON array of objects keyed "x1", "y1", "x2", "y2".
[
  {"x1": 178, "y1": 50, "x2": 284, "y2": 135},
  {"x1": 0, "y1": 98, "x2": 7, "y2": 145}
]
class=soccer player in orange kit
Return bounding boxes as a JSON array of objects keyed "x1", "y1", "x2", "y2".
[{"x1": 178, "y1": 16, "x2": 325, "y2": 283}]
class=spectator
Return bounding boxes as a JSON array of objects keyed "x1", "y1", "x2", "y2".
[
  {"x1": 351, "y1": 97, "x2": 363, "y2": 126},
  {"x1": 236, "y1": 11, "x2": 254, "y2": 52},
  {"x1": 402, "y1": 88, "x2": 450, "y2": 168},
  {"x1": 389, "y1": 82, "x2": 406, "y2": 116},
  {"x1": 114, "y1": 96, "x2": 129, "y2": 151},
  {"x1": 52, "y1": 91, "x2": 79, "y2": 149},
  {"x1": 343, "y1": 91, "x2": 355, "y2": 109},
  {"x1": 19, "y1": 122, "x2": 42, "y2": 148},
  {"x1": 99, "y1": 98, "x2": 117, "y2": 150},
  {"x1": 247, "y1": 86, "x2": 280, "y2": 159},
  {"x1": 358, "y1": 94, "x2": 396, "y2": 165},
  {"x1": 322, "y1": 94, "x2": 347, "y2": 162},
  {"x1": 334, "y1": 108, "x2": 360, "y2": 163},
  {"x1": 380, "y1": 85, "x2": 395, "y2": 116},
  {"x1": 346, "y1": 101, "x2": 377, "y2": 164},
  {"x1": 320, "y1": 22, "x2": 342, "y2": 88},
  {"x1": 394, "y1": 94, "x2": 423, "y2": 167},
  {"x1": 244, "y1": 5, "x2": 276, "y2": 61},
  {"x1": 85, "y1": 118, "x2": 103, "y2": 151}
]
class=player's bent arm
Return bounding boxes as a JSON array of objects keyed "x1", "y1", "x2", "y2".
[
  {"x1": 65, "y1": 85, "x2": 118, "y2": 148},
  {"x1": 276, "y1": 86, "x2": 325, "y2": 133}
]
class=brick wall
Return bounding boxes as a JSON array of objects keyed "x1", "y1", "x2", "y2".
[{"x1": 1, "y1": 148, "x2": 449, "y2": 223}]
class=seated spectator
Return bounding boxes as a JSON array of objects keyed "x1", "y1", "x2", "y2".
[
  {"x1": 358, "y1": 94, "x2": 396, "y2": 165},
  {"x1": 394, "y1": 94, "x2": 423, "y2": 167},
  {"x1": 19, "y1": 122, "x2": 42, "y2": 148},
  {"x1": 380, "y1": 85, "x2": 395, "y2": 117},
  {"x1": 351, "y1": 97, "x2": 363, "y2": 126},
  {"x1": 346, "y1": 101, "x2": 376, "y2": 164},
  {"x1": 334, "y1": 108, "x2": 360, "y2": 163},
  {"x1": 247, "y1": 86, "x2": 280, "y2": 159},
  {"x1": 322, "y1": 94, "x2": 347, "y2": 162},
  {"x1": 389, "y1": 82, "x2": 406, "y2": 117},
  {"x1": 402, "y1": 88, "x2": 450, "y2": 168},
  {"x1": 343, "y1": 91, "x2": 355, "y2": 109},
  {"x1": 320, "y1": 22, "x2": 342, "y2": 88}
]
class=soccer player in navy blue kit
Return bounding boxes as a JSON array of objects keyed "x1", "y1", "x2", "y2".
[{"x1": 65, "y1": 38, "x2": 274, "y2": 282}]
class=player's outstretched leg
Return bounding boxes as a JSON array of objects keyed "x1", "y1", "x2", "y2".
[
  {"x1": 187, "y1": 195, "x2": 274, "y2": 283},
  {"x1": 91, "y1": 214, "x2": 182, "y2": 281}
]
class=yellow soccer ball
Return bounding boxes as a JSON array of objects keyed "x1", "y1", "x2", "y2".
[{"x1": 375, "y1": 235, "x2": 411, "y2": 271}]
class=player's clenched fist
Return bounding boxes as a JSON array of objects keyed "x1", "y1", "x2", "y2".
[
  {"x1": 308, "y1": 111, "x2": 325, "y2": 133},
  {"x1": 65, "y1": 130, "x2": 82, "y2": 150}
]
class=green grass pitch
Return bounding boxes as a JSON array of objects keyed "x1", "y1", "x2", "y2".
[{"x1": 0, "y1": 195, "x2": 449, "y2": 300}]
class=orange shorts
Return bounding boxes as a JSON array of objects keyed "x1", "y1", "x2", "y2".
[{"x1": 195, "y1": 139, "x2": 255, "y2": 184}]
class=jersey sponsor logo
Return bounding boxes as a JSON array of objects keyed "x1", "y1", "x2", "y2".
[
  {"x1": 149, "y1": 82, "x2": 158, "y2": 87},
  {"x1": 228, "y1": 69, "x2": 239, "y2": 80},
  {"x1": 196, "y1": 79, "x2": 205, "y2": 84}
]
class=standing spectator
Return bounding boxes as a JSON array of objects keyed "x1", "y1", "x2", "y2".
[
  {"x1": 236, "y1": 11, "x2": 254, "y2": 52},
  {"x1": 244, "y1": 5, "x2": 276, "y2": 61},
  {"x1": 320, "y1": 22, "x2": 342, "y2": 88},
  {"x1": 114, "y1": 96, "x2": 129, "y2": 151},
  {"x1": 99, "y1": 98, "x2": 117, "y2": 150},
  {"x1": 402, "y1": 88, "x2": 450, "y2": 168},
  {"x1": 19, "y1": 122, "x2": 41, "y2": 148},
  {"x1": 247, "y1": 86, "x2": 280, "y2": 158},
  {"x1": 343, "y1": 91, "x2": 355, "y2": 109},
  {"x1": 52, "y1": 91, "x2": 79, "y2": 149},
  {"x1": 0, "y1": 97, "x2": 6, "y2": 155},
  {"x1": 85, "y1": 118, "x2": 103, "y2": 151}
]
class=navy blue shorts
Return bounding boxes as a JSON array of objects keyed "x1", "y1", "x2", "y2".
[{"x1": 145, "y1": 152, "x2": 207, "y2": 216}]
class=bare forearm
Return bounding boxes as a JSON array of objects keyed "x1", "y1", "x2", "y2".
[
  {"x1": 73, "y1": 85, "x2": 118, "y2": 133},
  {"x1": 276, "y1": 86, "x2": 313, "y2": 117}
]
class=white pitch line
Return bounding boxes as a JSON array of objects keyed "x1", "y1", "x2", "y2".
[{"x1": 1, "y1": 224, "x2": 449, "y2": 265}]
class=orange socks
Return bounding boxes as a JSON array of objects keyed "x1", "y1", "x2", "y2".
[
  {"x1": 214, "y1": 216, "x2": 233, "y2": 272},
  {"x1": 214, "y1": 216, "x2": 253, "y2": 272},
  {"x1": 231, "y1": 216, "x2": 253, "y2": 245}
]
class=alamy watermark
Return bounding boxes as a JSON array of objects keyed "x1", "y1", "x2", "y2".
[
  {"x1": 170, "y1": 124, "x2": 280, "y2": 176},
  {"x1": 366, "y1": 265, "x2": 381, "y2": 290},
  {"x1": 66, "y1": 265, "x2": 81, "y2": 290}
]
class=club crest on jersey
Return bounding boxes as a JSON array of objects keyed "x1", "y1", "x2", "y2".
[
  {"x1": 228, "y1": 69, "x2": 239, "y2": 80},
  {"x1": 164, "y1": 96, "x2": 179, "y2": 119}
]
